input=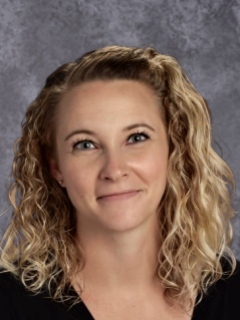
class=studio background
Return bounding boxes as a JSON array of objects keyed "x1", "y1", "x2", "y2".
[{"x1": 0, "y1": 0, "x2": 240, "y2": 259}]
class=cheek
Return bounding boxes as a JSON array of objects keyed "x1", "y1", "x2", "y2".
[
  {"x1": 63, "y1": 176, "x2": 94, "y2": 212},
  {"x1": 139, "y1": 149, "x2": 168, "y2": 185},
  {"x1": 150, "y1": 160, "x2": 168, "y2": 190},
  {"x1": 60, "y1": 162, "x2": 93, "y2": 196}
]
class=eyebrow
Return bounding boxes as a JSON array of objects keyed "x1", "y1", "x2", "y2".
[
  {"x1": 65, "y1": 129, "x2": 95, "y2": 141},
  {"x1": 64, "y1": 123, "x2": 155, "y2": 141},
  {"x1": 123, "y1": 123, "x2": 155, "y2": 132}
]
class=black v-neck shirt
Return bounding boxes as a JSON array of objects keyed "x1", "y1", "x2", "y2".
[{"x1": 0, "y1": 261, "x2": 240, "y2": 319}]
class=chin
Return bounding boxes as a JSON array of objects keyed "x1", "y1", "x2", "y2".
[{"x1": 96, "y1": 209, "x2": 158, "y2": 234}]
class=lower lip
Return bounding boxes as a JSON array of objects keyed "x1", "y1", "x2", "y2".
[{"x1": 97, "y1": 191, "x2": 141, "y2": 202}]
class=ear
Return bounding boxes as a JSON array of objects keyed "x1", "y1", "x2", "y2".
[{"x1": 49, "y1": 158, "x2": 65, "y2": 187}]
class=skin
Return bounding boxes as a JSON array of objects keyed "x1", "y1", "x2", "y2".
[
  {"x1": 50, "y1": 80, "x2": 192, "y2": 319},
  {"x1": 51, "y1": 80, "x2": 169, "y2": 234}
]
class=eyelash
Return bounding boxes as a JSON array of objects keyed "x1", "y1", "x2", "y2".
[
  {"x1": 72, "y1": 131, "x2": 150, "y2": 150},
  {"x1": 72, "y1": 139, "x2": 95, "y2": 150},
  {"x1": 127, "y1": 131, "x2": 150, "y2": 143}
]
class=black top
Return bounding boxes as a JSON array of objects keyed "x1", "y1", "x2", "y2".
[{"x1": 0, "y1": 261, "x2": 240, "y2": 320}]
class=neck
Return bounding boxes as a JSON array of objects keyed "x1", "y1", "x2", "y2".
[{"x1": 74, "y1": 217, "x2": 161, "y2": 292}]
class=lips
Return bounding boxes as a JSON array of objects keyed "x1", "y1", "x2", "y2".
[{"x1": 97, "y1": 190, "x2": 141, "y2": 201}]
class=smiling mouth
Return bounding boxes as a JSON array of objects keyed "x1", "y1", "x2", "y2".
[{"x1": 97, "y1": 190, "x2": 141, "y2": 201}]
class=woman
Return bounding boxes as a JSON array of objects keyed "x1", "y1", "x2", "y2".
[{"x1": 0, "y1": 45, "x2": 239, "y2": 319}]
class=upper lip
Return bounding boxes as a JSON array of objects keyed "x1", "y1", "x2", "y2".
[{"x1": 97, "y1": 190, "x2": 140, "y2": 199}]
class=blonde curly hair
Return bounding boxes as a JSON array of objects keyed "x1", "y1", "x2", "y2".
[{"x1": 0, "y1": 45, "x2": 236, "y2": 307}]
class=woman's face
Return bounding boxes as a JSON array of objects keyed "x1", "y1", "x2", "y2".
[{"x1": 51, "y1": 80, "x2": 169, "y2": 234}]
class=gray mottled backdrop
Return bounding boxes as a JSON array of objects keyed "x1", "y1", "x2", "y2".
[{"x1": 0, "y1": 0, "x2": 240, "y2": 258}]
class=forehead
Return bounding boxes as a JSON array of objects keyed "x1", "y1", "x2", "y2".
[{"x1": 56, "y1": 80, "x2": 165, "y2": 130}]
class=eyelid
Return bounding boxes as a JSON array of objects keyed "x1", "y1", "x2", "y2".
[
  {"x1": 70, "y1": 130, "x2": 150, "y2": 150},
  {"x1": 128, "y1": 130, "x2": 150, "y2": 137},
  {"x1": 127, "y1": 130, "x2": 150, "y2": 143},
  {"x1": 72, "y1": 138, "x2": 96, "y2": 150}
]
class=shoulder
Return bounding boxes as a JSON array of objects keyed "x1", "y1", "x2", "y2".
[
  {"x1": 0, "y1": 270, "x2": 21, "y2": 294},
  {"x1": 0, "y1": 270, "x2": 69, "y2": 320},
  {"x1": 213, "y1": 258, "x2": 240, "y2": 296},
  {"x1": 193, "y1": 260, "x2": 240, "y2": 320},
  {"x1": 0, "y1": 270, "x2": 28, "y2": 319},
  {"x1": 0, "y1": 270, "x2": 93, "y2": 320}
]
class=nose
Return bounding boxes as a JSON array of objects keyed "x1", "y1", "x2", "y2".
[{"x1": 99, "y1": 149, "x2": 128, "y2": 182}]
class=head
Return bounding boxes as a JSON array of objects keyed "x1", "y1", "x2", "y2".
[
  {"x1": 3, "y1": 46, "x2": 235, "y2": 304},
  {"x1": 17, "y1": 45, "x2": 212, "y2": 225}
]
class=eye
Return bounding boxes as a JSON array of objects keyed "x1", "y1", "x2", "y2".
[
  {"x1": 73, "y1": 139, "x2": 95, "y2": 150},
  {"x1": 127, "y1": 132, "x2": 150, "y2": 144}
]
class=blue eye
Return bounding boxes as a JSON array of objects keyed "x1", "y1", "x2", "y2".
[
  {"x1": 127, "y1": 132, "x2": 149, "y2": 143},
  {"x1": 73, "y1": 140, "x2": 95, "y2": 150}
]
